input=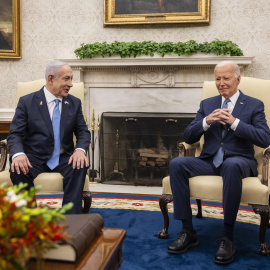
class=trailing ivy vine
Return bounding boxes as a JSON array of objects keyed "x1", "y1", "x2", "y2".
[{"x1": 74, "y1": 39, "x2": 243, "y2": 59}]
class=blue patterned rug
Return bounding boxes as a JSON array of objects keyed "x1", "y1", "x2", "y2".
[
  {"x1": 36, "y1": 193, "x2": 260, "y2": 225},
  {"x1": 35, "y1": 193, "x2": 270, "y2": 269}
]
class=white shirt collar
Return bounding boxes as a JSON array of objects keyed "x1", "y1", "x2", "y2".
[{"x1": 43, "y1": 86, "x2": 63, "y2": 103}]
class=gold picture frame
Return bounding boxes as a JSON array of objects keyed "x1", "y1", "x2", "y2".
[
  {"x1": 104, "y1": 0, "x2": 210, "y2": 25},
  {"x1": 0, "y1": 0, "x2": 21, "y2": 59}
]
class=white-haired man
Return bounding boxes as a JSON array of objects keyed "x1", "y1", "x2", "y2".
[{"x1": 167, "y1": 61, "x2": 270, "y2": 264}]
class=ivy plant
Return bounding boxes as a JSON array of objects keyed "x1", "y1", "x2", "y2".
[{"x1": 74, "y1": 39, "x2": 243, "y2": 59}]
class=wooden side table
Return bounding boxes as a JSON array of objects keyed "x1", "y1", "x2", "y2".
[
  {"x1": 0, "y1": 121, "x2": 11, "y2": 141},
  {"x1": 27, "y1": 228, "x2": 126, "y2": 270},
  {"x1": 0, "y1": 122, "x2": 11, "y2": 133}
]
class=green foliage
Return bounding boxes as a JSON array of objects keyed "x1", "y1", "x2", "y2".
[{"x1": 74, "y1": 40, "x2": 243, "y2": 59}]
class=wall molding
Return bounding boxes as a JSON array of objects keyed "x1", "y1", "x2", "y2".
[{"x1": 0, "y1": 109, "x2": 15, "y2": 122}]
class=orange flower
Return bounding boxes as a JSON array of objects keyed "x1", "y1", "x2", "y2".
[{"x1": 0, "y1": 184, "x2": 73, "y2": 269}]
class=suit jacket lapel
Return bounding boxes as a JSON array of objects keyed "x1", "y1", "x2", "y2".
[
  {"x1": 61, "y1": 96, "x2": 70, "y2": 141},
  {"x1": 223, "y1": 90, "x2": 246, "y2": 138},
  {"x1": 209, "y1": 95, "x2": 222, "y2": 110},
  {"x1": 231, "y1": 90, "x2": 246, "y2": 118},
  {"x1": 35, "y1": 88, "x2": 53, "y2": 138}
]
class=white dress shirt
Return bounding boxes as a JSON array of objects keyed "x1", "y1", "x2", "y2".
[{"x1": 44, "y1": 86, "x2": 63, "y2": 118}]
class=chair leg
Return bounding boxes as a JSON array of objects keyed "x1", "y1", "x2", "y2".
[
  {"x1": 269, "y1": 195, "x2": 270, "y2": 229},
  {"x1": 82, "y1": 191, "x2": 92, "y2": 214},
  {"x1": 196, "y1": 199, "x2": 203, "y2": 218},
  {"x1": 251, "y1": 204, "x2": 270, "y2": 256},
  {"x1": 158, "y1": 194, "x2": 173, "y2": 239}
]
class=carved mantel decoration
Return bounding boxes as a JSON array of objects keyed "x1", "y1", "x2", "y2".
[
  {"x1": 66, "y1": 55, "x2": 253, "y2": 84},
  {"x1": 62, "y1": 55, "x2": 253, "y2": 120},
  {"x1": 131, "y1": 68, "x2": 176, "y2": 87}
]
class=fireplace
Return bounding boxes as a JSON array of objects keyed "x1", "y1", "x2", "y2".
[
  {"x1": 100, "y1": 112, "x2": 195, "y2": 186},
  {"x1": 62, "y1": 55, "x2": 253, "y2": 185}
]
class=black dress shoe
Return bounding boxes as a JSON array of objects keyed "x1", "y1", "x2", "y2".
[
  {"x1": 214, "y1": 237, "x2": 235, "y2": 265},
  {"x1": 167, "y1": 230, "x2": 198, "y2": 254}
]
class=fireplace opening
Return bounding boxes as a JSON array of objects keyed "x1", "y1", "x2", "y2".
[{"x1": 100, "y1": 112, "x2": 195, "y2": 186}]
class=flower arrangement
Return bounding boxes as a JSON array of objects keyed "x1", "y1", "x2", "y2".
[{"x1": 0, "y1": 183, "x2": 72, "y2": 270}]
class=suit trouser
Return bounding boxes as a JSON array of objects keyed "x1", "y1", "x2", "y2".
[
  {"x1": 169, "y1": 156, "x2": 252, "y2": 226},
  {"x1": 10, "y1": 153, "x2": 87, "y2": 214}
]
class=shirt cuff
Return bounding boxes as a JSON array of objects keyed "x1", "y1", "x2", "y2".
[
  {"x1": 75, "y1": 148, "x2": 86, "y2": 155},
  {"x1": 230, "y1": 118, "x2": 240, "y2": 131},
  {"x1": 12, "y1": 152, "x2": 26, "y2": 160},
  {"x1": 203, "y1": 117, "x2": 211, "y2": 131}
]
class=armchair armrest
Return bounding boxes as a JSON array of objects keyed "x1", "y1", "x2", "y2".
[
  {"x1": 0, "y1": 139, "x2": 8, "y2": 172},
  {"x1": 262, "y1": 146, "x2": 270, "y2": 186},
  {"x1": 178, "y1": 141, "x2": 200, "y2": 157}
]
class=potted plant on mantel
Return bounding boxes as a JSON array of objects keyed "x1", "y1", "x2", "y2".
[{"x1": 74, "y1": 39, "x2": 244, "y2": 60}]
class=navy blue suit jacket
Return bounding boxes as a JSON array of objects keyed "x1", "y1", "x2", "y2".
[
  {"x1": 7, "y1": 87, "x2": 91, "y2": 165},
  {"x1": 183, "y1": 90, "x2": 270, "y2": 176}
]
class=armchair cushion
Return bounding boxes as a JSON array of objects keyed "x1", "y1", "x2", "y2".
[
  {"x1": 34, "y1": 173, "x2": 90, "y2": 193},
  {"x1": 162, "y1": 175, "x2": 269, "y2": 205},
  {"x1": 0, "y1": 170, "x2": 12, "y2": 187},
  {"x1": 0, "y1": 169, "x2": 90, "y2": 193}
]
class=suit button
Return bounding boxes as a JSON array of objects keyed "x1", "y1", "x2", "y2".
[{"x1": 221, "y1": 143, "x2": 223, "y2": 145}]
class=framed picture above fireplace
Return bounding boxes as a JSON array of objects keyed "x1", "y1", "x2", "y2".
[
  {"x1": 104, "y1": 0, "x2": 211, "y2": 25},
  {"x1": 0, "y1": 0, "x2": 21, "y2": 59}
]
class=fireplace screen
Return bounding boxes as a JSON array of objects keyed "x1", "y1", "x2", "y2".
[{"x1": 100, "y1": 112, "x2": 195, "y2": 186}]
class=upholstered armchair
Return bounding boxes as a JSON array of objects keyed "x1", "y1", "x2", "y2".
[
  {"x1": 158, "y1": 77, "x2": 270, "y2": 256},
  {"x1": 0, "y1": 79, "x2": 92, "y2": 213}
]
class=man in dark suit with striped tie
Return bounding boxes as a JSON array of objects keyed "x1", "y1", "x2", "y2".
[
  {"x1": 167, "y1": 61, "x2": 270, "y2": 264},
  {"x1": 7, "y1": 60, "x2": 90, "y2": 214}
]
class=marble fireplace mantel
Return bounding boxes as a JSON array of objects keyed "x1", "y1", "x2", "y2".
[
  {"x1": 65, "y1": 55, "x2": 253, "y2": 68},
  {"x1": 0, "y1": 55, "x2": 253, "y2": 122},
  {"x1": 62, "y1": 55, "x2": 253, "y2": 121}
]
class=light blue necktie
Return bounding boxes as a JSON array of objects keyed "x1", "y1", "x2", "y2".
[
  {"x1": 212, "y1": 99, "x2": 230, "y2": 168},
  {"x1": 47, "y1": 99, "x2": 61, "y2": 170}
]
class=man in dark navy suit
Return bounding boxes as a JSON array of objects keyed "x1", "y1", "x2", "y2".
[
  {"x1": 167, "y1": 61, "x2": 270, "y2": 264},
  {"x1": 7, "y1": 60, "x2": 90, "y2": 214}
]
